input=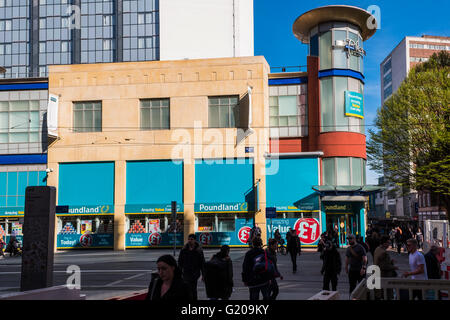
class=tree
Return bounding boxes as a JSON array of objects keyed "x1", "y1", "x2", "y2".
[{"x1": 367, "y1": 51, "x2": 450, "y2": 222}]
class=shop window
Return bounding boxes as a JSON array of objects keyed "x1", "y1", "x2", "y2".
[
  {"x1": 58, "y1": 216, "x2": 114, "y2": 234},
  {"x1": 198, "y1": 214, "x2": 215, "y2": 232},
  {"x1": 73, "y1": 101, "x2": 102, "y2": 132},
  {"x1": 218, "y1": 216, "x2": 235, "y2": 232},
  {"x1": 140, "y1": 98, "x2": 170, "y2": 130},
  {"x1": 208, "y1": 96, "x2": 239, "y2": 128}
]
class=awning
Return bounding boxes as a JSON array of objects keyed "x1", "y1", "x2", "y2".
[
  {"x1": 312, "y1": 185, "x2": 385, "y2": 195},
  {"x1": 322, "y1": 195, "x2": 366, "y2": 202}
]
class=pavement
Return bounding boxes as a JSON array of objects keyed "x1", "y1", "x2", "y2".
[{"x1": 0, "y1": 247, "x2": 411, "y2": 300}]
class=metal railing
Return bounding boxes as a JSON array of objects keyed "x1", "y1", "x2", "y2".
[
  {"x1": 350, "y1": 278, "x2": 450, "y2": 300},
  {"x1": 270, "y1": 66, "x2": 307, "y2": 73}
]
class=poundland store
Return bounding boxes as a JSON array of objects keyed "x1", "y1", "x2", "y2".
[{"x1": 38, "y1": 5, "x2": 382, "y2": 250}]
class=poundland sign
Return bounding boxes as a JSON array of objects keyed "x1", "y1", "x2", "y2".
[
  {"x1": 345, "y1": 91, "x2": 364, "y2": 119},
  {"x1": 195, "y1": 202, "x2": 249, "y2": 213}
]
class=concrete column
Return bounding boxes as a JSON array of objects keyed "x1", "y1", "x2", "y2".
[
  {"x1": 183, "y1": 161, "x2": 195, "y2": 243},
  {"x1": 114, "y1": 161, "x2": 126, "y2": 251},
  {"x1": 254, "y1": 152, "x2": 267, "y2": 245}
]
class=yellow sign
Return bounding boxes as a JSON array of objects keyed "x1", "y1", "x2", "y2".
[{"x1": 386, "y1": 211, "x2": 391, "y2": 219}]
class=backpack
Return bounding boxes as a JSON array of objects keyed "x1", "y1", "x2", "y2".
[
  {"x1": 252, "y1": 250, "x2": 276, "y2": 280},
  {"x1": 205, "y1": 257, "x2": 228, "y2": 286}
]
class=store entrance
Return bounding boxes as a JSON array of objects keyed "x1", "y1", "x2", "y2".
[{"x1": 326, "y1": 214, "x2": 355, "y2": 247}]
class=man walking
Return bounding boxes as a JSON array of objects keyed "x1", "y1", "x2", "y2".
[
  {"x1": 374, "y1": 235, "x2": 398, "y2": 299},
  {"x1": 286, "y1": 229, "x2": 301, "y2": 273},
  {"x1": 424, "y1": 246, "x2": 441, "y2": 279},
  {"x1": 402, "y1": 238, "x2": 428, "y2": 300},
  {"x1": 242, "y1": 237, "x2": 271, "y2": 300},
  {"x1": 178, "y1": 234, "x2": 205, "y2": 300},
  {"x1": 345, "y1": 234, "x2": 367, "y2": 296}
]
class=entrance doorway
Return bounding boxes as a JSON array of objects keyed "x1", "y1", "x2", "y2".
[{"x1": 326, "y1": 214, "x2": 356, "y2": 247}]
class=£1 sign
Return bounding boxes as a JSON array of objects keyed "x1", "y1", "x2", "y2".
[{"x1": 294, "y1": 218, "x2": 320, "y2": 244}]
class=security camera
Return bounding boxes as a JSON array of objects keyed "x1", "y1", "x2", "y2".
[{"x1": 46, "y1": 168, "x2": 53, "y2": 173}]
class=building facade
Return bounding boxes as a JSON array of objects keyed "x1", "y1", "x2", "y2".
[
  {"x1": 1, "y1": 4, "x2": 379, "y2": 250},
  {"x1": 378, "y1": 35, "x2": 450, "y2": 222}
]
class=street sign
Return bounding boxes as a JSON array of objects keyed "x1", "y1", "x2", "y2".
[{"x1": 266, "y1": 207, "x2": 277, "y2": 219}]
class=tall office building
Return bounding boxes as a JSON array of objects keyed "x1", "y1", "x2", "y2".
[
  {"x1": 380, "y1": 35, "x2": 450, "y2": 103},
  {"x1": 377, "y1": 35, "x2": 450, "y2": 222},
  {"x1": 0, "y1": 0, "x2": 254, "y2": 78}
]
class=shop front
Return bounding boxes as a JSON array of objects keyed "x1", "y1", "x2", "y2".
[
  {"x1": 195, "y1": 158, "x2": 255, "y2": 247},
  {"x1": 57, "y1": 162, "x2": 115, "y2": 249},
  {"x1": 0, "y1": 169, "x2": 47, "y2": 246},
  {"x1": 125, "y1": 160, "x2": 184, "y2": 248},
  {"x1": 265, "y1": 156, "x2": 321, "y2": 247},
  {"x1": 321, "y1": 200, "x2": 365, "y2": 247}
]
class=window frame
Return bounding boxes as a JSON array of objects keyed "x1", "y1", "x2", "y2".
[
  {"x1": 72, "y1": 101, "x2": 102, "y2": 133},
  {"x1": 140, "y1": 98, "x2": 170, "y2": 131},
  {"x1": 208, "y1": 95, "x2": 240, "y2": 129}
]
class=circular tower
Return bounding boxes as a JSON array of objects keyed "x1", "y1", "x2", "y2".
[{"x1": 293, "y1": 6, "x2": 377, "y2": 242}]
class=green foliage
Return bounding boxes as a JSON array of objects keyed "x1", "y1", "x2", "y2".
[{"x1": 367, "y1": 51, "x2": 450, "y2": 218}]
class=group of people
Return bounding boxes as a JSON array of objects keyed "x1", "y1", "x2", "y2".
[
  {"x1": 317, "y1": 226, "x2": 444, "y2": 299},
  {"x1": 146, "y1": 228, "x2": 303, "y2": 301},
  {"x1": 0, "y1": 236, "x2": 21, "y2": 258}
]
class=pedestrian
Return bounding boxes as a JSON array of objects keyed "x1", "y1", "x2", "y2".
[
  {"x1": 285, "y1": 228, "x2": 292, "y2": 244},
  {"x1": 321, "y1": 238, "x2": 342, "y2": 291},
  {"x1": 416, "y1": 227, "x2": 423, "y2": 249},
  {"x1": 345, "y1": 234, "x2": 367, "y2": 296},
  {"x1": 331, "y1": 225, "x2": 339, "y2": 248},
  {"x1": 178, "y1": 234, "x2": 205, "y2": 300},
  {"x1": 395, "y1": 226, "x2": 403, "y2": 253},
  {"x1": 242, "y1": 237, "x2": 271, "y2": 300},
  {"x1": 248, "y1": 224, "x2": 262, "y2": 247},
  {"x1": 374, "y1": 235, "x2": 398, "y2": 277},
  {"x1": 374, "y1": 235, "x2": 398, "y2": 300},
  {"x1": 6, "y1": 235, "x2": 19, "y2": 257},
  {"x1": 356, "y1": 235, "x2": 369, "y2": 254},
  {"x1": 389, "y1": 227, "x2": 396, "y2": 249},
  {"x1": 266, "y1": 238, "x2": 283, "y2": 300},
  {"x1": 146, "y1": 254, "x2": 193, "y2": 301},
  {"x1": 0, "y1": 237, "x2": 5, "y2": 258},
  {"x1": 424, "y1": 246, "x2": 441, "y2": 279},
  {"x1": 286, "y1": 229, "x2": 301, "y2": 273},
  {"x1": 204, "y1": 245, "x2": 233, "y2": 300},
  {"x1": 402, "y1": 238, "x2": 428, "y2": 300},
  {"x1": 317, "y1": 232, "x2": 327, "y2": 259}
]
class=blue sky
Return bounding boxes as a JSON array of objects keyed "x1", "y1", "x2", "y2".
[{"x1": 254, "y1": 0, "x2": 450, "y2": 184}]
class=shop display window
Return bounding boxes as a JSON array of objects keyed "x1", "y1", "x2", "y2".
[{"x1": 58, "y1": 216, "x2": 114, "y2": 234}]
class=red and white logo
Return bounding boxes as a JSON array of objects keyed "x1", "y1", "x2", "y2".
[
  {"x1": 148, "y1": 233, "x2": 162, "y2": 246},
  {"x1": 294, "y1": 218, "x2": 320, "y2": 244},
  {"x1": 79, "y1": 234, "x2": 93, "y2": 247},
  {"x1": 238, "y1": 226, "x2": 251, "y2": 244},
  {"x1": 199, "y1": 233, "x2": 212, "y2": 245}
]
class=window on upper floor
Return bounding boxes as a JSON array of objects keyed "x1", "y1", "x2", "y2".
[
  {"x1": 322, "y1": 157, "x2": 366, "y2": 186},
  {"x1": 208, "y1": 96, "x2": 239, "y2": 128},
  {"x1": 269, "y1": 84, "x2": 308, "y2": 138},
  {"x1": 140, "y1": 98, "x2": 170, "y2": 130},
  {"x1": 0, "y1": 100, "x2": 40, "y2": 143},
  {"x1": 73, "y1": 101, "x2": 102, "y2": 132}
]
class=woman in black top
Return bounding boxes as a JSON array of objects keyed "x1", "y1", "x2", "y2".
[{"x1": 146, "y1": 255, "x2": 193, "y2": 301}]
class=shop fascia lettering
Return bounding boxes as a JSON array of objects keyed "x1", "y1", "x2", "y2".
[
  {"x1": 198, "y1": 203, "x2": 243, "y2": 212},
  {"x1": 68, "y1": 205, "x2": 110, "y2": 214},
  {"x1": 324, "y1": 204, "x2": 351, "y2": 211}
]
